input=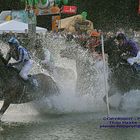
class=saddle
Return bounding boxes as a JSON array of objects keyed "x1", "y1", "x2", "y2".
[{"x1": 6, "y1": 65, "x2": 38, "y2": 89}]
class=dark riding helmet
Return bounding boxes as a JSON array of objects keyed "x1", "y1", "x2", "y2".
[
  {"x1": 116, "y1": 33, "x2": 126, "y2": 40},
  {"x1": 8, "y1": 37, "x2": 19, "y2": 47}
]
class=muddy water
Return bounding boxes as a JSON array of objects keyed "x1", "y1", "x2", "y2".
[{"x1": 0, "y1": 112, "x2": 140, "y2": 140}]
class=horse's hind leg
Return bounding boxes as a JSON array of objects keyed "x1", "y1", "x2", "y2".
[{"x1": 0, "y1": 99, "x2": 11, "y2": 120}]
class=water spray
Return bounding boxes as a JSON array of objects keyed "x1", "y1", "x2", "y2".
[{"x1": 101, "y1": 34, "x2": 110, "y2": 115}]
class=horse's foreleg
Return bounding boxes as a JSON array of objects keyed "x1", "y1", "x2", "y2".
[
  {"x1": 0, "y1": 99, "x2": 11, "y2": 120},
  {"x1": 0, "y1": 89, "x2": 15, "y2": 120},
  {"x1": 103, "y1": 86, "x2": 116, "y2": 108}
]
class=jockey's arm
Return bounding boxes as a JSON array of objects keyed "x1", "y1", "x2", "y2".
[
  {"x1": 10, "y1": 48, "x2": 23, "y2": 66},
  {"x1": 128, "y1": 40, "x2": 139, "y2": 57}
]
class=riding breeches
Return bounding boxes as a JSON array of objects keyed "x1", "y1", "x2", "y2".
[
  {"x1": 127, "y1": 51, "x2": 140, "y2": 65},
  {"x1": 19, "y1": 60, "x2": 34, "y2": 80}
]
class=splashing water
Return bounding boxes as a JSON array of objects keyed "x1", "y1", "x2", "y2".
[
  {"x1": 0, "y1": 34, "x2": 122, "y2": 115},
  {"x1": 32, "y1": 33, "x2": 109, "y2": 114},
  {"x1": 1, "y1": 33, "x2": 140, "y2": 121},
  {"x1": 34, "y1": 33, "x2": 140, "y2": 114}
]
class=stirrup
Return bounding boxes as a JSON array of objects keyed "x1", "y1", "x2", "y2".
[{"x1": 28, "y1": 77, "x2": 38, "y2": 88}]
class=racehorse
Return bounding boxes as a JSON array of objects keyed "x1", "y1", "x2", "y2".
[
  {"x1": 0, "y1": 53, "x2": 60, "y2": 119},
  {"x1": 96, "y1": 37, "x2": 140, "y2": 108}
]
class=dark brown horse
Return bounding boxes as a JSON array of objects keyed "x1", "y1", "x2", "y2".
[
  {"x1": 0, "y1": 53, "x2": 60, "y2": 119},
  {"x1": 96, "y1": 37, "x2": 140, "y2": 108}
]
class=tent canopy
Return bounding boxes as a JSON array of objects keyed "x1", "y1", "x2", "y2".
[{"x1": 0, "y1": 20, "x2": 47, "y2": 34}]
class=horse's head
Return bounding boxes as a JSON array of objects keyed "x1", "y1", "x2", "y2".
[{"x1": 0, "y1": 50, "x2": 7, "y2": 65}]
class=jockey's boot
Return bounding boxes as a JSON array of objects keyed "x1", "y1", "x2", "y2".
[
  {"x1": 28, "y1": 76, "x2": 39, "y2": 90},
  {"x1": 20, "y1": 76, "x2": 38, "y2": 90}
]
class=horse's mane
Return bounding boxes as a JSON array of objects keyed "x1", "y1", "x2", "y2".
[{"x1": 0, "y1": 54, "x2": 19, "y2": 79}]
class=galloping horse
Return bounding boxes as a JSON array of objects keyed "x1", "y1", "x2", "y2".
[
  {"x1": 96, "y1": 37, "x2": 140, "y2": 107},
  {"x1": 0, "y1": 53, "x2": 60, "y2": 119}
]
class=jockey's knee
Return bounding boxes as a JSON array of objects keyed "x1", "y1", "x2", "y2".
[{"x1": 19, "y1": 72, "x2": 28, "y2": 80}]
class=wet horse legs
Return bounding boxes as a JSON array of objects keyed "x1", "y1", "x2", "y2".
[
  {"x1": 0, "y1": 99, "x2": 11, "y2": 120},
  {"x1": 0, "y1": 90, "x2": 16, "y2": 121}
]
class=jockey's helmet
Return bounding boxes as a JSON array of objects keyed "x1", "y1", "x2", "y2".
[
  {"x1": 116, "y1": 33, "x2": 126, "y2": 41},
  {"x1": 8, "y1": 37, "x2": 19, "y2": 47}
]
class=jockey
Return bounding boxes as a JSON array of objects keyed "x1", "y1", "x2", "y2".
[
  {"x1": 86, "y1": 31, "x2": 101, "y2": 51},
  {"x1": 116, "y1": 33, "x2": 140, "y2": 66},
  {"x1": 6, "y1": 37, "x2": 33, "y2": 81},
  {"x1": 86, "y1": 31, "x2": 104, "y2": 60}
]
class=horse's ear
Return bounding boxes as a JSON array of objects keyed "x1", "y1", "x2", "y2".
[{"x1": 0, "y1": 54, "x2": 7, "y2": 65}]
